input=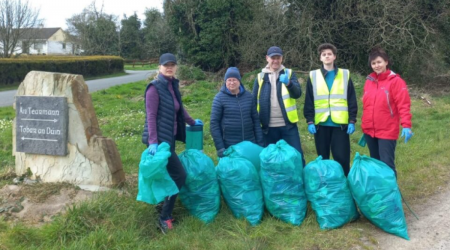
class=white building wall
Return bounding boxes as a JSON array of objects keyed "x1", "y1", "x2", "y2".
[
  {"x1": 28, "y1": 41, "x2": 48, "y2": 54},
  {"x1": 16, "y1": 41, "x2": 75, "y2": 55},
  {"x1": 47, "y1": 41, "x2": 72, "y2": 54}
]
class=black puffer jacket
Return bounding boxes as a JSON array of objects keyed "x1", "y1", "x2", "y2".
[{"x1": 210, "y1": 84, "x2": 263, "y2": 150}]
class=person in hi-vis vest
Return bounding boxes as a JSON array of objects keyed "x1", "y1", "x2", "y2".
[
  {"x1": 303, "y1": 43, "x2": 358, "y2": 176},
  {"x1": 253, "y1": 46, "x2": 305, "y2": 167}
]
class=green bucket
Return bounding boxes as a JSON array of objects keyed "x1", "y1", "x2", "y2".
[{"x1": 186, "y1": 125, "x2": 203, "y2": 150}]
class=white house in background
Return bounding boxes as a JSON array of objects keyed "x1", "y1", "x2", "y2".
[{"x1": 17, "y1": 27, "x2": 82, "y2": 55}]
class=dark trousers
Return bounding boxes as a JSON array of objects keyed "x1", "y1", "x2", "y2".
[
  {"x1": 160, "y1": 149, "x2": 187, "y2": 220},
  {"x1": 364, "y1": 134, "x2": 397, "y2": 177},
  {"x1": 314, "y1": 125, "x2": 350, "y2": 176},
  {"x1": 264, "y1": 124, "x2": 306, "y2": 167}
]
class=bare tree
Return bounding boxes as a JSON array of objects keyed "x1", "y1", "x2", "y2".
[{"x1": 0, "y1": 0, "x2": 42, "y2": 57}]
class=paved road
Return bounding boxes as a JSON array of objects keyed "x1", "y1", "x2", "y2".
[{"x1": 0, "y1": 70, "x2": 156, "y2": 107}]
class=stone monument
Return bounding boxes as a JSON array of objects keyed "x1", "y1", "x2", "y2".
[{"x1": 13, "y1": 71, "x2": 125, "y2": 187}]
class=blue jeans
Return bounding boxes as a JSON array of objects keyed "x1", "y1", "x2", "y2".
[{"x1": 264, "y1": 124, "x2": 306, "y2": 167}]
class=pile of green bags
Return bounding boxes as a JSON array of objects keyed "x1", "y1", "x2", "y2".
[
  {"x1": 259, "y1": 140, "x2": 307, "y2": 225},
  {"x1": 224, "y1": 141, "x2": 263, "y2": 172},
  {"x1": 216, "y1": 157, "x2": 264, "y2": 226},
  {"x1": 304, "y1": 156, "x2": 359, "y2": 229},
  {"x1": 348, "y1": 153, "x2": 409, "y2": 240},
  {"x1": 179, "y1": 149, "x2": 220, "y2": 223},
  {"x1": 136, "y1": 142, "x2": 178, "y2": 205}
]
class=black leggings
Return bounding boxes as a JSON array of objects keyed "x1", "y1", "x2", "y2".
[{"x1": 160, "y1": 150, "x2": 186, "y2": 220}]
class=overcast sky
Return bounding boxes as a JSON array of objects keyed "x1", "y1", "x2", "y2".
[{"x1": 31, "y1": 0, "x2": 164, "y2": 29}]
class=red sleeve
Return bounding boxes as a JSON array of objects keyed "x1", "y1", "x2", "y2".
[{"x1": 392, "y1": 77, "x2": 412, "y2": 128}]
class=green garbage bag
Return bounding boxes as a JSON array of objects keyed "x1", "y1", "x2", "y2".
[
  {"x1": 136, "y1": 142, "x2": 179, "y2": 205},
  {"x1": 216, "y1": 157, "x2": 264, "y2": 226},
  {"x1": 224, "y1": 141, "x2": 263, "y2": 172},
  {"x1": 259, "y1": 140, "x2": 307, "y2": 225},
  {"x1": 304, "y1": 156, "x2": 359, "y2": 229},
  {"x1": 179, "y1": 149, "x2": 220, "y2": 223},
  {"x1": 348, "y1": 153, "x2": 409, "y2": 240}
]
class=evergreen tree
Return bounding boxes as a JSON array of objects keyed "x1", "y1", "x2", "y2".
[
  {"x1": 165, "y1": 0, "x2": 252, "y2": 71},
  {"x1": 120, "y1": 13, "x2": 143, "y2": 59},
  {"x1": 141, "y1": 8, "x2": 177, "y2": 59}
]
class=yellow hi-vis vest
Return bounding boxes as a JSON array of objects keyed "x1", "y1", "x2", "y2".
[
  {"x1": 257, "y1": 68, "x2": 299, "y2": 123},
  {"x1": 310, "y1": 68, "x2": 349, "y2": 124}
]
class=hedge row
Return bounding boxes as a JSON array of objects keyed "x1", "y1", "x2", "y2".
[{"x1": 0, "y1": 56, "x2": 124, "y2": 85}]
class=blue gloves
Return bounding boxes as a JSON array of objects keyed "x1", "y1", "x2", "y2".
[
  {"x1": 279, "y1": 74, "x2": 289, "y2": 85},
  {"x1": 194, "y1": 119, "x2": 203, "y2": 126},
  {"x1": 401, "y1": 128, "x2": 413, "y2": 143},
  {"x1": 347, "y1": 123, "x2": 355, "y2": 134},
  {"x1": 308, "y1": 124, "x2": 316, "y2": 134},
  {"x1": 147, "y1": 143, "x2": 158, "y2": 155}
]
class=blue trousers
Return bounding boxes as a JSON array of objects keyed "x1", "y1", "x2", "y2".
[{"x1": 264, "y1": 124, "x2": 306, "y2": 167}]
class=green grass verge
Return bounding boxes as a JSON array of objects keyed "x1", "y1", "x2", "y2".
[
  {"x1": 124, "y1": 64, "x2": 158, "y2": 71},
  {"x1": 0, "y1": 82, "x2": 21, "y2": 91},
  {"x1": 0, "y1": 72, "x2": 449, "y2": 249}
]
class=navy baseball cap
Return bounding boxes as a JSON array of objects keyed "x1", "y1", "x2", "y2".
[
  {"x1": 267, "y1": 46, "x2": 283, "y2": 57},
  {"x1": 159, "y1": 53, "x2": 177, "y2": 65}
]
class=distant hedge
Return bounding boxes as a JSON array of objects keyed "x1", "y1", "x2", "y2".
[{"x1": 0, "y1": 56, "x2": 124, "y2": 85}]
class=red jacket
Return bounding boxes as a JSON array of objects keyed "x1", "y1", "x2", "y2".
[{"x1": 361, "y1": 70, "x2": 412, "y2": 140}]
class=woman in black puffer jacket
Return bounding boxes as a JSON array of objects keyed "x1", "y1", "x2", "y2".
[{"x1": 210, "y1": 67, "x2": 264, "y2": 157}]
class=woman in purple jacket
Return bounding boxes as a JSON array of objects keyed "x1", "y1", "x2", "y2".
[{"x1": 141, "y1": 53, "x2": 202, "y2": 234}]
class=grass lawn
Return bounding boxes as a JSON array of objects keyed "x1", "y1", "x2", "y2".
[
  {"x1": 0, "y1": 71, "x2": 449, "y2": 249},
  {"x1": 75, "y1": 71, "x2": 128, "y2": 81},
  {"x1": 124, "y1": 63, "x2": 158, "y2": 71},
  {"x1": 0, "y1": 82, "x2": 22, "y2": 91}
]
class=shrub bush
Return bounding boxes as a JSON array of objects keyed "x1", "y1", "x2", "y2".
[
  {"x1": 177, "y1": 65, "x2": 206, "y2": 81},
  {"x1": 0, "y1": 56, "x2": 124, "y2": 85}
]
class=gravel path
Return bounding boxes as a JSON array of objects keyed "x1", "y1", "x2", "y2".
[{"x1": 374, "y1": 185, "x2": 450, "y2": 249}]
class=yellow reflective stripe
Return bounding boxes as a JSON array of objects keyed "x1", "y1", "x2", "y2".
[
  {"x1": 329, "y1": 94, "x2": 346, "y2": 99},
  {"x1": 314, "y1": 95, "x2": 329, "y2": 100},
  {"x1": 315, "y1": 107, "x2": 348, "y2": 113},
  {"x1": 342, "y1": 69, "x2": 349, "y2": 98},
  {"x1": 286, "y1": 68, "x2": 292, "y2": 79},
  {"x1": 331, "y1": 107, "x2": 348, "y2": 111},
  {"x1": 257, "y1": 72, "x2": 264, "y2": 112},
  {"x1": 281, "y1": 70, "x2": 298, "y2": 123},
  {"x1": 285, "y1": 106, "x2": 297, "y2": 112},
  {"x1": 311, "y1": 70, "x2": 318, "y2": 98}
]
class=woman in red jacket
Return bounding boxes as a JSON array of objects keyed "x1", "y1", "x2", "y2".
[{"x1": 361, "y1": 47, "x2": 413, "y2": 177}]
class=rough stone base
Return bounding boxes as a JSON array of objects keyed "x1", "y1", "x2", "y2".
[{"x1": 13, "y1": 71, "x2": 125, "y2": 187}]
